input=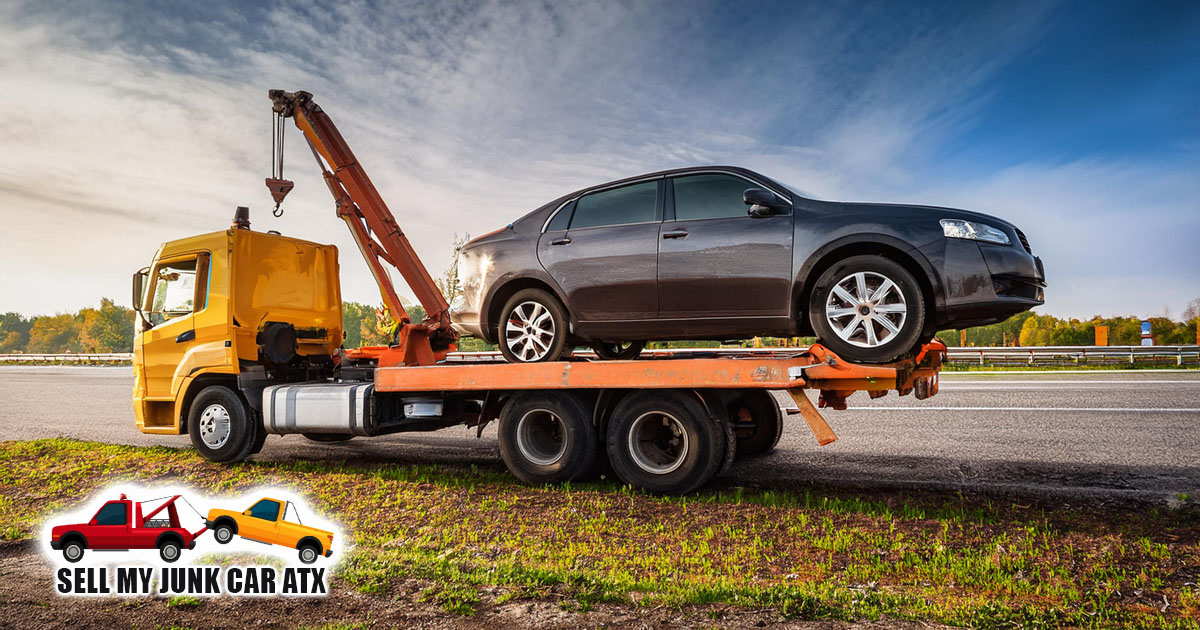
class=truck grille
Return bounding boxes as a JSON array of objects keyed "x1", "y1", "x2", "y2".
[{"x1": 1015, "y1": 228, "x2": 1031, "y2": 253}]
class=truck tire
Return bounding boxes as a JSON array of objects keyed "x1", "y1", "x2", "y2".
[
  {"x1": 730, "y1": 390, "x2": 784, "y2": 457},
  {"x1": 808, "y1": 255, "x2": 925, "y2": 364},
  {"x1": 62, "y1": 539, "x2": 85, "y2": 563},
  {"x1": 498, "y1": 289, "x2": 569, "y2": 363},
  {"x1": 212, "y1": 522, "x2": 235, "y2": 544},
  {"x1": 606, "y1": 390, "x2": 727, "y2": 495},
  {"x1": 499, "y1": 392, "x2": 596, "y2": 485},
  {"x1": 298, "y1": 543, "x2": 320, "y2": 565},
  {"x1": 188, "y1": 386, "x2": 256, "y2": 463},
  {"x1": 158, "y1": 539, "x2": 182, "y2": 563}
]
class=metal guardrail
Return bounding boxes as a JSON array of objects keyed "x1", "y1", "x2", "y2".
[{"x1": 3, "y1": 346, "x2": 1197, "y2": 367}]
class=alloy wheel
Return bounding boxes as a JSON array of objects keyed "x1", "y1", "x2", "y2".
[
  {"x1": 505, "y1": 301, "x2": 556, "y2": 361},
  {"x1": 825, "y1": 271, "x2": 908, "y2": 348}
]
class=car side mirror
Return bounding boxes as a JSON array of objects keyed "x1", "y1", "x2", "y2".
[
  {"x1": 243, "y1": 510, "x2": 251, "y2": 516},
  {"x1": 743, "y1": 188, "x2": 786, "y2": 217},
  {"x1": 89, "y1": 519, "x2": 97, "y2": 526}
]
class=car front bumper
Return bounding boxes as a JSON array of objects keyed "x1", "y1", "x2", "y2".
[
  {"x1": 50, "y1": 540, "x2": 62, "y2": 550},
  {"x1": 922, "y1": 238, "x2": 1045, "y2": 329}
]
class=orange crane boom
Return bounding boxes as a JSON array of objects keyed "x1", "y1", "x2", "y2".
[{"x1": 265, "y1": 89, "x2": 458, "y2": 365}]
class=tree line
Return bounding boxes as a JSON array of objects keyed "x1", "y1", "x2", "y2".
[{"x1": 3, "y1": 298, "x2": 1197, "y2": 354}]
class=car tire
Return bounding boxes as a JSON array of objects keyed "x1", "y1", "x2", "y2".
[
  {"x1": 62, "y1": 539, "x2": 85, "y2": 563},
  {"x1": 498, "y1": 392, "x2": 596, "y2": 485},
  {"x1": 298, "y1": 543, "x2": 320, "y2": 565},
  {"x1": 808, "y1": 255, "x2": 925, "y2": 364},
  {"x1": 590, "y1": 341, "x2": 645, "y2": 360},
  {"x1": 188, "y1": 386, "x2": 257, "y2": 463},
  {"x1": 213, "y1": 523, "x2": 235, "y2": 544},
  {"x1": 605, "y1": 390, "x2": 728, "y2": 495},
  {"x1": 158, "y1": 539, "x2": 182, "y2": 563},
  {"x1": 303, "y1": 433, "x2": 354, "y2": 443},
  {"x1": 498, "y1": 289, "x2": 569, "y2": 363},
  {"x1": 729, "y1": 390, "x2": 783, "y2": 457}
]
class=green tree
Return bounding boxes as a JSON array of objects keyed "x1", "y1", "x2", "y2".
[
  {"x1": 79, "y1": 298, "x2": 134, "y2": 352},
  {"x1": 0, "y1": 312, "x2": 31, "y2": 352}
]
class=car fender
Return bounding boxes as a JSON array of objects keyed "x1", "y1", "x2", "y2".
[
  {"x1": 794, "y1": 233, "x2": 944, "y2": 323},
  {"x1": 479, "y1": 270, "x2": 573, "y2": 343},
  {"x1": 58, "y1": 530, "x2": 88, "y2": 548},
  {"x1": 295, "y1": 535, "x2": 324, "y2": 553},
  {"x1": 154, "y1": 530, "x2": 185, "y2": 549}
]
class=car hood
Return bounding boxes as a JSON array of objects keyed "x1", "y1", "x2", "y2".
[{"x1": 836, "y1": 202, "x2": 1016, "y2": 229}]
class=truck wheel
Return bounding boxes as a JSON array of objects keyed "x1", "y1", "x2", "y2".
[
  {"x1": 730, "y1": 390, "x2": 784, "y2": 457},
  {"x1": 606, "y1": 390, "x2": 727, "y2": 495},
  {"x1": 591, "y1": 341, "x2": 644, "y2": 360},
  {"x1": 303, "y1": 433, "x2": 354, "y2": 443},
  {"x1": 62, "y1": 540, "x2": 85, "y2": 563},
  {"x1": 498, "y1": 289, "x2": 568, "y2": 363},
  {"x1": 213, "y1": 523, "x2": 235, "y2": 544},
  {"x1": 188, "y1": 386, "x2": 256, "y2": 463},
  {"x1": 808, "y1": 255, "x2": 925, "y2": 364},
  {"x1": 298, "y1": 543, "x2": 320, "y2": 565},
  {"x1": 158, "y1": 539, "x2": 182, "y2": 563},
  {"x1": 498, "y1": 392, "x2": 596, "y2": 485}
]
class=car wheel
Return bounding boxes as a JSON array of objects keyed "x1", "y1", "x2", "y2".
[
  {"x1": 213, "y1": 523, "x2": 235, "y2": 544},
  {"x1": 605, "y1": 390, "x2": 729, "y2": 495},
  {"x1": 729, "y1": 390, "x2": 783, "y2": 457},
  {"x1": 188, "y1": 386, "x2": 256, "y2": 463},
  {"x1": 498, "y1": 392, "x2": 596, "y2": 485},
  {"x1": 808, "y1": 255, "x2": 925, "y2": 364},
  {"x1": 62, "y1": 540, "x2": 85, "y2": 563},
  {"x1": 303, "y1": 433, "x2": 354, "y2": 443},
  {"x1": 590, "y1": 341, "x2": 645, "y2": 360},
  {"x1": 159, "y1": 539, "x2": 182, "y2": 563},
  {"x1": 498, "y1": 288, "x2": 569, "y2": 363},
  {"x1": 298, "y1": 543, "x2": 320, "y2": 565}
]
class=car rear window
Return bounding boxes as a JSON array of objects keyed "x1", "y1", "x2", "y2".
[
  {"x1": 570, "y1": 181, "x2": 657, "y2": 229},
  {"x1": 95, "y1": 503, "x2": 127, "y2": 526},
  {"x1": 672, "y1": 173, "x2": 760, "y2": 220}
]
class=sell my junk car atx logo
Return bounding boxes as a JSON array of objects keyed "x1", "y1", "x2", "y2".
[{"x1": 43, "y1": 484, "x2": 341, "y2": 597}]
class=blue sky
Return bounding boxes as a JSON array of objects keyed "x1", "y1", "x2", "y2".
[{"x1": 1, "y1": 0, "x2": 1197, "y2": 319}]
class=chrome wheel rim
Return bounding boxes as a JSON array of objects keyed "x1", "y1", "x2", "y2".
[
  {"x1": 627, "y1": 412, "x2": 689, "y2": 475},
  {"x1": 301, "y1": 548, "x2": 316, "y2": 563},
  {"x1": 162, "y1": 544, "x2": 178, "y2": 560},
  {"x1": 505, "y1": 301, "x2": 556, "y2": 361},
  {"x1": 515, "y1": 409, "x2": 567, "y2": 466},
  {"x1": 825, "y1": 271, "x2": 908, "y2": 348},
  {"x1": 216, "y1": 527, "x2": 231, "y2": 542},
  {"x1": 198, "y1": 404, "x2": 231, "y2": 449},
  {"x1": 65, "y1": 544, "x2": 82, "y2": 560}
]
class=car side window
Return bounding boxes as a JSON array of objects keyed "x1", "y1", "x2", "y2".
[
  {"x1": 247, "y1": 500, "x2": 280, "y2": 521},
  {"x1": 569, "y1": 181, "x2": 657, "y2": 229},
  {"x1": 672, "y1": 173, "x2": 776, "y2": 221},
  {"x1": 546, "y1": 201, "x2": 574, "y2": 231},
  {"x1": 95, "y1": 503, "x2": 127, "y2": 526}
]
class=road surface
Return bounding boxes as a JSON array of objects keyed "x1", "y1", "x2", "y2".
[{"x1": 2, "y1": 366, "x2": 1197, "y2": 504}]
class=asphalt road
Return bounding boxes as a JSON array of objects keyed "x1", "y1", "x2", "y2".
[{"x1": 2, "y1": 366, "x2": 1197, "y2": 504}]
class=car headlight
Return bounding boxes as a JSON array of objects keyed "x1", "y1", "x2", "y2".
[{"x1": 940, "y1": 219, "x2": 1011, "y2": 245}]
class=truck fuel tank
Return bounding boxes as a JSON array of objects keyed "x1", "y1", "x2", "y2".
[{"x1": 263, "y1": 382, "x2": 375, "y2": 436}]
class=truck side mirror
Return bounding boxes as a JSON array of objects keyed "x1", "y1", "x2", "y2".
[{"x1": 132, "y1": 267, "x2": 152, "y2": 330}]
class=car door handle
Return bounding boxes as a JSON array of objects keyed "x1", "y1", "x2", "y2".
[
  {"x1": 662, "y1": 230, "x2": 688, "y2": 239},
  {"x1": 550, "y1": 237, "x2": 572, "y2": 246},
  {"x1": 176, "y1": 330, "x2": 195, "y2": 343}
]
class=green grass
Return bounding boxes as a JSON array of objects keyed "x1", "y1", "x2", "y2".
[{"x1": 2, "y1": 438, "x2": 1197, "y2": 628}]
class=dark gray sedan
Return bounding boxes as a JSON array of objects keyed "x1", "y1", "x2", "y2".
[{"x1": 451, "y1": 166, "x2": 1044, "y2": 364}]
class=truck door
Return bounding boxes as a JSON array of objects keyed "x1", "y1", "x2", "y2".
[
  {"x1": 141, "y1": 254, "x2": 210, "y2": 399},
  {"x1": 88, "y1": 501, "x2": 131, "y2": 549},
  {"x1": 241, "y1": 499, "x2": 282, "y2": 545}
]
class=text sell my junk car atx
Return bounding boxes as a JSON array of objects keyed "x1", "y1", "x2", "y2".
[{"x1": 43, "y1": 484, "x2": 341, "y2": 597}]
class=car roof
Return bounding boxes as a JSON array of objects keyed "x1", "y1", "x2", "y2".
[{"x1": 564, "y1": 165, "x2": 779, "y2": 198}]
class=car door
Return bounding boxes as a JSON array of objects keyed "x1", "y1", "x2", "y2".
[
  {"x1": 537, "y1": 179, "x2": 661, "y2": 321},
  {"x1": 140, "y1": 253, "x2": 209, "y2": 399},
  {"x1": 658, "y1": 173, "x2": 794, "y2": 319},
  {"x1": 240, "y1": 499, "x2": 282, "y2": 545},
  {"x1": 88, "y1": 502, "x2": 130, "y2": 549}
]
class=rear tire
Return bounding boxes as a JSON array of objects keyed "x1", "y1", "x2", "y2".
[
  {"x1": 605, "y1": 390, "x2": 727, "y2": 495},
  {"x1": 498, "y1": 392, "x2": 597, "y2": 485},
  {"x1": 730, "y1": 390, "x2": 783, "y2": 457},
  {"x1": 298, "y1": 543, "x2": 320, "y2": 565},
  {"x1": 591, "y1": 341, "x2": 645, "y2": 360},
  {"x1": 188, "y1": 386, "x2": 256, "y2": 463},
  {"x1": 808, "y1": 255, "x2": 925, "y2": 363},
  {"x1": 498, "y1": 289, "x2": 569, "y2": 363},
  {"x1": 158, "y1": 539, "x2": 182, "y2": 563}
]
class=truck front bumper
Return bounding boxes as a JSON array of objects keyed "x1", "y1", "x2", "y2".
[{"x1": 50, "y1": 540, "x2": 62, "y2": 550}]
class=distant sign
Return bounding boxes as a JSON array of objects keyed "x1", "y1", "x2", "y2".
[{"x1": 1140, "y1": 320, "x2": 1153, "y2": 346}]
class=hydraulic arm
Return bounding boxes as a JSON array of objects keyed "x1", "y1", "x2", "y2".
[{"x1": 265, "y1": 89, "x2": 458, "y2": 365}]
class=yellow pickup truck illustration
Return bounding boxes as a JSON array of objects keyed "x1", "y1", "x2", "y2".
[{"x1": 206, "y1": 497, "x2": 334, "y2": 564}]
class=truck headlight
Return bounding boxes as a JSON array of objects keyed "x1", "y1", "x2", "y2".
[{"x1": 940, "y1": 219, "x2": 1010, "y2": 245}]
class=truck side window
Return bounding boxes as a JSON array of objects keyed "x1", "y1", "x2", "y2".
[
  {"x1": 95, "y1": 503, "x2": 127, "y2": 526},
  {"x1": 148, "y1": 254, "x2": 210, "y2": 327},
  {"x1": 247, "y1": 500, "x2": 280, "y2": 521}
]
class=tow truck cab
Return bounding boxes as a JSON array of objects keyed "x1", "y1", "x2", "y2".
[{"x1": 130, "y1": 213, "x2": 342, "y2": 435}]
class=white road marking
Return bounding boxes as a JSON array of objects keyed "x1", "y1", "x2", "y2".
[
  {"x1": 847, "y1": 406, "x2": 1200, "y2": 412},
  {"x1": 940, "y1": 380, "x2": 1198, "y2": 385}
]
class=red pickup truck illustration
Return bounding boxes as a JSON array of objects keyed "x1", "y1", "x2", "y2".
[{"x1": 50, "y1": 494, "x2": 207, "y2": 563}]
